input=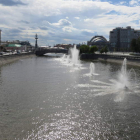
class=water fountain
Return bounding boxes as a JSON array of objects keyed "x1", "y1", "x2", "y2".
[
  {"x1": 115, "y1": 58, "x2": 137, "y2": 90},
  {"x1": 117, "y1": 58, "x2": 129, "y2": 89},
  {"x1": 108, "y1": 58, "x2": 137, "y2": 101},
  {"x1": 69, "y1": 45, "x2": 80, "y2": 66},
  {"x1": 61, "y1": 54, "x2": 66, "y2": 61},
  {"x1": 60, "y1": 45, "x2": 80, "y2": 67},
  {"x1": 79, "y1": 58, "x2": 137, "y2": 102},
  {"x1": 90, "y1": 62, "x2": 95, "y2": 75},
  {"x1": 89, "y1": 62, "x2": 99, "y2": 76},
  {"x1": 66, "y1": 55, "x2": 70, "y2": 63}
]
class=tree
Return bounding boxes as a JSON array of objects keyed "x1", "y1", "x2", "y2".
[
  {"x1": 100, "y1": 46, "x2": 108, "y2": 54},
  {"x1": 130, "y1": 38, "x2": 137, "y2": 52},
  {"x1": 104, "y1": 46, "x2": 108, "y2": 53},
  {"x1": 79, "y1": 45, "x2": 89, "y2": 54},
  {"x1": 100, "y1": 48, "x2": 104, "y2": 54},
  {"x1": 136, "y1": 37, "x2": 140, "y2": 52},
  {"x1": 89, "y1": 45, "x2": 98, "y2": 53}
]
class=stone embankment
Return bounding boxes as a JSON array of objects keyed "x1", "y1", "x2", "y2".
[
  {"x1": 0, "y1": 53, "x2": 34, "y2": 67},
  {"x1": 80, "y1": 53, "x2": 140, "y2": 67}
]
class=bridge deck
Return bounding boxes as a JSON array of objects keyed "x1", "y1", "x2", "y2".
[{"x1": 35, "y1": 48, "x2": 68, "y2": 56}]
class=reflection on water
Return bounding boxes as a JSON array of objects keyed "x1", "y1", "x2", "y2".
[{"x1": 0, "y1": 56, "x2": 140, "y2": 139}]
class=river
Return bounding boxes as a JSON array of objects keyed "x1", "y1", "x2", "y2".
[{"x1": 0, "y1": 55, "x2": 140, "y2": 139}]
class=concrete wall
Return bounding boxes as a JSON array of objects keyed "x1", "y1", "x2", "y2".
[
  {"x1": 80, "y1": 53, "x2": 140, "y2": 67},
  {"x1": 0, "y1": 53, "x2": 34, "y2": 67}
]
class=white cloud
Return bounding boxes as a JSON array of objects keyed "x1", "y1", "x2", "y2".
[
  {"x1": 62, "y1": 26, "x2": 77, "y2": 32},
  {"x1": 0, "y1": 0, "x2": 140, "y2": 46},
  {"x1": 119, "y1": 1, "x2": 126, "y2": 5},
  {"x1": 75, "y1": 17, "x2": 80, "y2": 19},
  {"x1": 81, "y1": 29, "x2": 93, "y2": 33},
  {"x1": 49, "y1": 19, "x2": 72, "y2": 27},
  {"x1": 129, "y1": 0, "x2": 140, "y2": 6}
]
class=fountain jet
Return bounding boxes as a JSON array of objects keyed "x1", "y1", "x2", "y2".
[
  {"x1": 89, "y1": 62, "x2": 99, "y2": 76},
  {"x1": 117, "y1": 58, "x2": 129, "y2": 89},
  {"x1": 90, "y1": 62, "x2": 95, "y2": 75},
  {"x1": 69, "y1": 45, "x2": 80, "y2": 66},
  {"x1": 117, "y1": 58, "x2": 136, "y2": 90}
]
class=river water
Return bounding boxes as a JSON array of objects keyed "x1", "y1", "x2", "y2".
[{"x1": 0, "y1": 55, "x2": 140, "y2": 140}]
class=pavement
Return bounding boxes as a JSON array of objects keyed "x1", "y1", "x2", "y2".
[{"x1": 96, "y1": 51, "x2": 131, "y2": 56}]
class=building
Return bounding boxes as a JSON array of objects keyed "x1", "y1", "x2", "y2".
[
  {"x1": 87, "y1": 36, "x2": 109, "y2": 51},
  {"x1": 110, "y1": 26, "x2": 140, "y2": 51},
  {"x1": 1, "y1": 40, "x2": 33, "y2": 52},
  {"x1": 0, "y1": 41, "x2": 33, "y2": 52},
  {"x1": 0, "y1": 30, "x2": 33, "y2": 52},
  {"x1": 5, "y1": 44, "x2": 26, "y2": 52}
]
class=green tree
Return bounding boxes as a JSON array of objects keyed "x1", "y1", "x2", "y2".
[
  {"x1": 79, "y1": 45, "x2": 89, "y2": 54},
  {"x1": 89, "y1": 45, "x2": 98, "y2": 53},
  {"x1": 100, "y1": 48, "x2": 104, "y2": 54},
  {"x1": 136, "y1": 37, "x2": 140, "y2": 52},
  {"x1": 130, "y1": 38, "x2": 137, "y2": 52},
  {"x1": 100, "y1": 46, "x2": 108, "y2": 54},
  {"x1": 104, "y1": 46, "x2": 108, "y2": 53}
]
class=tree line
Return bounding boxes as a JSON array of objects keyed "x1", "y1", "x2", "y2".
[{"x1": 79, "y1": 45, "x2": 108, "y2": 54}]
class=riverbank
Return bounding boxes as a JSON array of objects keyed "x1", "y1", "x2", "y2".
[
  {"x1": 98, "y1": 58, "x2": 140, "y2": 67},
  {"x1": 0, "y1": 53, "x2": 35, "y2": 67},
  {"x1": 80, "y1": 53, "x2": 140, "y2": 67}
]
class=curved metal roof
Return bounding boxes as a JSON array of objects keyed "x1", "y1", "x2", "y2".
[{"x1": 89, "y1": 36, "x2": 107, "y2": 43}]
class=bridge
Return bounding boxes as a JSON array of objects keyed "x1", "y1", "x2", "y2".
[{"x1": 35, "y1": 48, "x2": 68, "y2": 56}]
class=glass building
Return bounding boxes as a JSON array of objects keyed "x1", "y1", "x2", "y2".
[{"x1": 110, "y1": 26, "x2": 140, "y2": 51}]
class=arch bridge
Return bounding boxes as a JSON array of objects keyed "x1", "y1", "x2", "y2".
[{"x1": 35, "y1": 48, "x2": 68, "y2": 56}]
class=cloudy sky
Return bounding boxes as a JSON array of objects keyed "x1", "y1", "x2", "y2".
[{"x1": 0, "y1": 0, "x2": 140, "y2": 46}]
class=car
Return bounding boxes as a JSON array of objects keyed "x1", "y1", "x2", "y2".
[{"x1": 0, "y1": 52, "x2": 4, "y2": 55}]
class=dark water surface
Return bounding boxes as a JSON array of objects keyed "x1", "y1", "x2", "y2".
[{"x1": 0, "y1": 56, "x2": 140, "y2": 140}]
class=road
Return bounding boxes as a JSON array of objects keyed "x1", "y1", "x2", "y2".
[{"x1": 0, "y1": 51, "x2": 30, "y2": 56}]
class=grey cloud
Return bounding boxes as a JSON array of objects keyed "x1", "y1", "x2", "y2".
[
  {"x1": 43, "y1": 16, "x2": 62, "y2": 23},
  {"x1": 2, "y1": 28, "x2": 23, "y2": 41},
  {"x1": 81, "y1": 30, "x2": 95, "y2": 36},
  {"x1": 51, "y1": 19, "x2": 72, "y2": 27},
  {"x1": 46, "y1": 32, "x2": 86, "y2": 42},
  {"x1": 10, "y1": 29, "x2": 22, "y2": 33},
  {"x1": 0, "y1": 0, "x2": 26, "y2": 6},
  {"x1": 20, "y1": 20, "x2": 30, "y2": 24},
  {"x1": 3, "y1": 28, "x2": 22, "y2": 37},
  {"x1": 39, "y1": 27, "x2": 48, "y2": 30},
  {"x1": 18, "y1": 27, "x2": 26, "y2": 30},
  {"x1": 30, "y1": 27, "x2": 37, "y2": 30},
  {"x1": 59, "y1": 19, "x2": 72, "y2": 26}
]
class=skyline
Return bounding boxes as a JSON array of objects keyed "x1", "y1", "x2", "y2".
[{"x1": 0, "y1": 0, "x2": 140, "y2": 46}]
